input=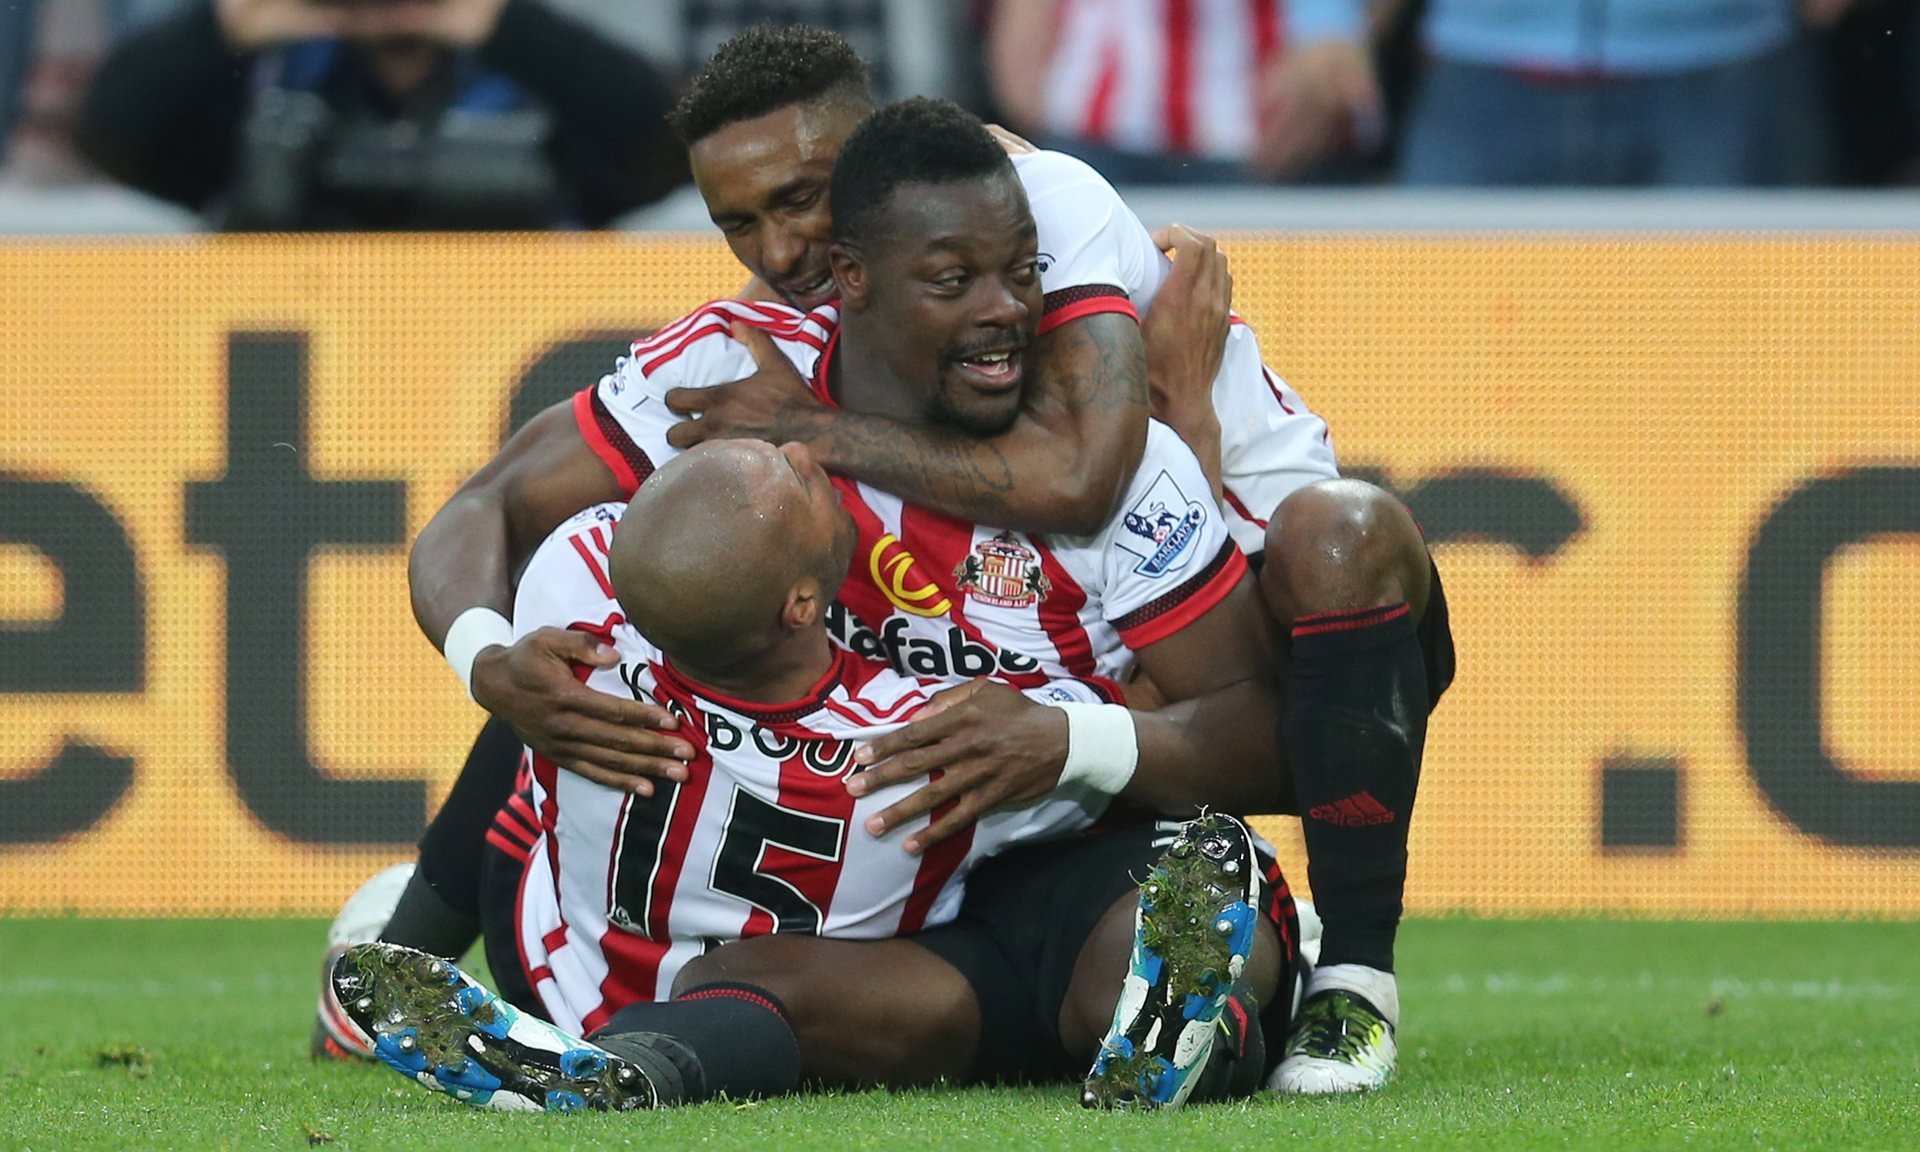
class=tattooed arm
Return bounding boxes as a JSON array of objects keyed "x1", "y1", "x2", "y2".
[{"x1": 666, "y1": 312, "x2": 1150, "y2": 537}]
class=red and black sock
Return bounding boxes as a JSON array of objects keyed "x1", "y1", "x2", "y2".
[
  {"x1": 592, "y1": 981, "x2": 800, "y2": 1104},
  {"x1": 1284, "y1": 602, "x2": 1428, "y2": 974}
]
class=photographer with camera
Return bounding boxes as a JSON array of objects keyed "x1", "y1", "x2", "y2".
[{"x1": 75, "y1": 0, "x2": 686, "y2": 230}]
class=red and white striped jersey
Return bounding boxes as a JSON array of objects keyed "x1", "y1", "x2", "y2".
[
  {"x1": 1038, "y1": 0, "x2": 1287, "y2": 162},
  {"x1": 509, "y1": 503, "x2": 1113, "y2": 1034},
  {"x1": 1012, "y1": 148, "x2": 1338, "y2": 550},
  {"x1": 579, "y1": 300, "x2": 1246, "y2": 692}
]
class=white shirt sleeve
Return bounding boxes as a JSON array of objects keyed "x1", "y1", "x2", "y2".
[
  {"x1": 577, "y1": 301, "x2": 831, "y2": 495},
  {"x1": 1014, "y1": 150, "x2": 1160, "y2": 331},
  {"x1": 512, "y1": 503, "x2": 630, "y2": 641},
  {"x1": 1092, "y1": 422, "x2": 1249, "y2": 649},
  {"x1": 1210, "y1": 322, "x2": 1341, "y2": 553}
]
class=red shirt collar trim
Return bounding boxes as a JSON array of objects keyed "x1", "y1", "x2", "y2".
[{"x1": 655, "y1": 647, "x2": 848, "y2": 725}]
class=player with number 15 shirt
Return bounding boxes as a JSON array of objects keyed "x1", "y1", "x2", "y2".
[{"x1": 509, "y1": 501, "x2": 1116, "y2": 1036}]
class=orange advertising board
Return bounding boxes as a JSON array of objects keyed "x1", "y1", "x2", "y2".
[{"x1": 1, "y1": 235, "x2": 1915, "y2": 915}]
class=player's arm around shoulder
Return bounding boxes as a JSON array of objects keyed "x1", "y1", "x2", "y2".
[
  {"x1": 410, "y1": 400, "x2": 626, "y2": 653},
  {"x1": 669, "y1": 307, "x2": 1151, "y2": 537},
  {"x1": 823, "y1": 296, "x2": 1156, "y2": 537},
  {"x1": 668, "y1": 154, "x2": 1157, "y2": 537},
  {"x1": 410, "y1": 329, "x2": 739, "y2": 795},
  {"x1": 410, "y1": 303, "x2": 766, "y2": 653}
]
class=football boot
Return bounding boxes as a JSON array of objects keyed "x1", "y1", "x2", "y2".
[
  {"x1": 1081, "y1": 813, "x2": 1261, "y2": 1110},
  {"x1": 1268, "y1": 964, "x2": 1399, "y2": 1095},
  {"x1": 331, "y1": 942, "x2": 659, "y2": 1112},
  {"x1": 311, "y1": 863, "x2": 414, "y2": 1062}
]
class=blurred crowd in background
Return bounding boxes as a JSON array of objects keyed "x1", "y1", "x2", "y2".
[{"x1": 1, "y1": 0, "x2": 1915, "y2": 231}]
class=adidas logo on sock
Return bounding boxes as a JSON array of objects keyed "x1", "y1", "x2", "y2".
[{"x1": 1308, "y1": 791, "x2": 1396, "y2": 827}]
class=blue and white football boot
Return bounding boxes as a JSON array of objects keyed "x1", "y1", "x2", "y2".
[
  {"x1": 312, "y1": 862, "x2": 414, "y2": 1062},
  {"x1": 330, "y1": 942, "x2": 658, "y2": 1112},
  {"x1": 1081, "y1": 813, "x2": 1262, "y2": 1110}
]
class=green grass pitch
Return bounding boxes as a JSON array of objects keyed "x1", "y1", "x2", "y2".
[{"x1": 2, "y1": 918, "x2": 1915, "y2": 1151}]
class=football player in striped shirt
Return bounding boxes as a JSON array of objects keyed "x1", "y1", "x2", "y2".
[{"x1": 331, "y1": 437, "x2": 1297, "y2": 1111}]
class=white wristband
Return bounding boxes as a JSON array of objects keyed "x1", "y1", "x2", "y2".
[
  {"x1": 1057, "y1": 703, "x2": 1139, "y2": 795},
  {"x1": 443, "y1": 607, "x2": 514, "y2": 701}
]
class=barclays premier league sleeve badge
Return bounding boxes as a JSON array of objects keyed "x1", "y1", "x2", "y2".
[{"x1": 1118, "y1": 471, "x2": 1206, "y2": 577}]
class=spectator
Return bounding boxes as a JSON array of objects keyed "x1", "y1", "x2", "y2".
[
  {"x1": 1278, "y1": 0, "x2": 1853, "y2": 185},
  {"x1": 1818, "y1": 0, "x2": 1920, "y2": 185},
  {"x1": 1, "y1": 3, "x2": 39, "y2": 167},
  {"x1": 1906, "y1": 6, "x2": 1920, "y2": 182},
  {"x1": 74, "y1": 0, "x2": 687, "y2": 230},
  {"x1": 542, "y1": 0, "x2": 976, "y2": 105},
  {"x1": 987, "y1": 0, "x2": 1384, "y2": 184},
  {"x1": 1, "y1": 0, "x2": 182, "y2": 178}
]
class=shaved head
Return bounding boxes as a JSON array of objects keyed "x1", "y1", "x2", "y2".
[{"x1": 609, "y1": 440, "x2": 854, "y2": 675}]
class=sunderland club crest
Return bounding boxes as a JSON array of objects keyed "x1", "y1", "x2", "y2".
[{"x1": 953, "y1": 533, "x2": 1051, "y2": 608}]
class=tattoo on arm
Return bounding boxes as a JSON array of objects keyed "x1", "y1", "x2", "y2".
[
  {"x1": 1038, "y1": 311, "x2": 1151, "y2": 418},
  {"x1": 814, "y1": 313, "x2": 1150, "y2": 533},
  {"x1": 819, "y1": 412, "x2": 1019, "y2": 513}
]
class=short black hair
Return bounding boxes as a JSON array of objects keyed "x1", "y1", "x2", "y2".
[
  {"x1": 668, "y1": 25, "x2": 874, "y2": 146},
  {"x1": 830, "y1": 97, "x2": 1014, "y2": 249}
]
